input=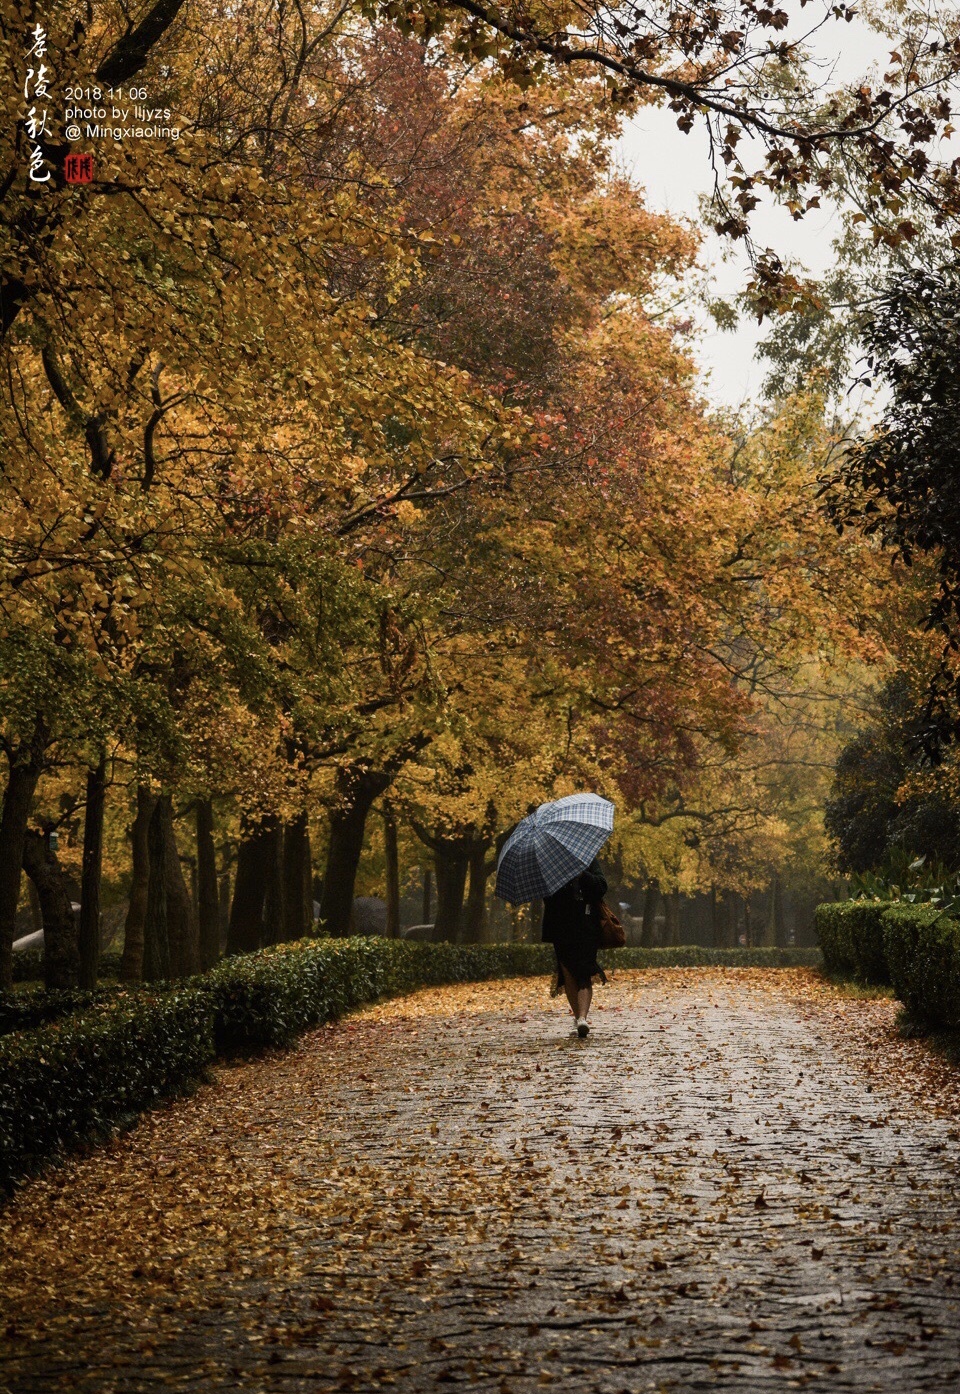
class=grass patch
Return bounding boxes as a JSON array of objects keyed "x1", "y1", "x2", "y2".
[{"x1": 816, "y1": 970, "x2": 896, "y2": 1000}]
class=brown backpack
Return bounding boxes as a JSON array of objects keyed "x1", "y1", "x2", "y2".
[{"x1": 598, "y1": 899, "x2": 626, "y2": 949}]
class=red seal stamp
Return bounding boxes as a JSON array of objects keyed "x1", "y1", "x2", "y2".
[{"x1": 64, "y1": 153, "x2": 93, "y2": 183}]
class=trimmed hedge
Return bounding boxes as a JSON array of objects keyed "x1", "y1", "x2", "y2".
[
  {"x1": 0, "y1": 987, "x2": 109, "y2": 1037},
  {"x1": 609, "y1": 946, "x2": 821, "y2": 969},
  {"x1": 0, "y1": 937, "x2": 823, "y2": 1194},
  {"x1": 815, "y1": 901, "x2": 891, "y2": 984},
  {"x1": 11, "y1": 949, "x2": 124, "y2": 984},
  {"x1": 208, "y1": 939, "x2": 555, "y2": 1050},
  {"x1": 0, "y1": 940, "x2": 558, "y2": 1191},
  {"x1": 815, "y1": 899, "x2": 960, "y2": 1029},
  {"x1": 0, "y1": 986, "x2": 213, "y2": 1193},
  {"x1": 882, "y1": 905, "x2": 960, "y2": 1029},
  {"x1": 208, "y1": 941, "x2": 824, "y2": 1051}
]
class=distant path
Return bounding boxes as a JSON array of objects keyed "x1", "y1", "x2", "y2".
[{"x1": 2, "y1": 969, "x2": 960, "y2": 1393}]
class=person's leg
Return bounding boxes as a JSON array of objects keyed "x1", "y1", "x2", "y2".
[
  {"x1": 577, "y1": 984, "x2": 592, "y2": 1020},
  {"x1": 561, "y1": 965, "x2": 579, "y2": 1017}
]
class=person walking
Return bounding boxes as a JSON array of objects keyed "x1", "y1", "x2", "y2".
[
  {"x1": 494, "y1": 792, "x2": 616, "y2": 1037},
  {"x1": 542, "y1": 858, "x2": 608, "y2": 1038}
]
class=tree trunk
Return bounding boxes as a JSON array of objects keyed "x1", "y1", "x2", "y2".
[
  {"x1": 433, "y1": 845, "x2": 469, "y2": 942},
  {"x1": 319, "y1": 767, "x2": 390, "y2": 937},
  {"x1": 143, "y1": 796, "x2": 171, "y2": 981},
  {"x1": 163, "y1": 800, "x2": 199, "y2": 977},
  {"x1": 261, "y1": 816, "x2": 284, "y2": 946},
  {"x1": 757, "y1": 885, "x2": 770, "y2": 946},
  {"x1": 383, "y1": 806, "x2": 400, "y2": 937},
  {"x1": 771, "y1": 873, "x2": 787, "y2": 948},
  {"x1": 664, "y1": 891, "x2": 680, "y2": 947},
  {"x1": 640, "y1": 881, "x2": 660, "y2": 947},
  {"x1": 412, "y1": 815, "x2": 497, "y2": 945},
  {"x1": 218, "y1": 867, "x2": 232, "y2": 945},
  {"x1": 422, "y1": 869, "x2": 432, "y2": 924},
  {"x1": 282, "y1": 812, "x2": 312, "y2": 942},
  {"x1": 142, "y1": 795, "x2": 198, "y2": 979},
  {"x1": 121, "y1": 785, "x2": 156, "y2": 982},
  {"x1": 0, "y1": 720, "x2": 48, "y2": 990},
  {"x1": 27, "y1": 879, "x2": 42, "y2": 934},
  {"x1": 227, "y1": 817, "x2": 270, "y2": 955},
  {"x1": 795, "y1": 891, "x2": 816, "y2": 947},
  {"x1": 743, "y1": 894, "x2": 753, "y2": 948},
  {"x1": 78, "y1": 755, "x2": 107, "y2": 988},
  {"x1": 195, "y1": 798, "x2": 220, "y2": 970},
  {"x1": 464, "y1": 843, "x2": 492, "y2": 943},
  {"x1": 23, "y1": 829, "x2": 79, "y2": 990}
]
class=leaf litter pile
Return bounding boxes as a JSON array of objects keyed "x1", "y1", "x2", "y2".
[{"x1": 2, "y1": 968, "x2": 960, "y2": 1392}]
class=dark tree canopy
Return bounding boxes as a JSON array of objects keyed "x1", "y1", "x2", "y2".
[
  {"x1": 825, "y1": 675, "x2": 960, "y2": 875},
  {"x1": 828, "y1": 262, "x2": 960, "y2": 753},
  {"x1": 834, "y1": 266, "x2": 960, "y2": 585}
]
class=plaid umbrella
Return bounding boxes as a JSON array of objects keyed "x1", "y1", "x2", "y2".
[{"x1": 494, "y1": 793, "x2": 615, "y2": 904}]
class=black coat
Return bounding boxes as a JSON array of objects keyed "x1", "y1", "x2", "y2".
[{"x1": 541, "y1": 860, "x2": 608, "y2": 989}]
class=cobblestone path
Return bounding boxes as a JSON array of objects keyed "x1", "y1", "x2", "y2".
[{"x1": 2, "y1": 969, "x2": 960, "y2": 1393}]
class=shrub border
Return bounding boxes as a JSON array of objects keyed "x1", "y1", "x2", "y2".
[
  {"x1": 1, "y1": 938, "x2": 821, "y2": 1195},
  {"x1": 814, "y1": 901, "x2": 891, "y2": 984},
  {"x1": 816, "y1": 899, "x2": 960, "y2": 1033},
  {"x1": 881, "y1": 904, "x2": 960, "y2": 1030}
]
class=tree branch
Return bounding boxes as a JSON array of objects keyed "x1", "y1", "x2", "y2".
[{"x1": 96, "y1": 0, "x2": 190, "y2": 85}]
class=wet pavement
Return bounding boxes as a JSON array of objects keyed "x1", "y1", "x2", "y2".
[{"x1": 2, "y1": 969, "x2": 960, "y2": 1392}]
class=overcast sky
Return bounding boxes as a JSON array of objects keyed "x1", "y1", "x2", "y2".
[{"x1": 615, "y1": 10, "x2": 894, "y2": 408}]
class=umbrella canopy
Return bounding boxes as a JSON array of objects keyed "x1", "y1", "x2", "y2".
[{"x1": 495, "y1": 793, "x2": 615, "y2": 904}]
